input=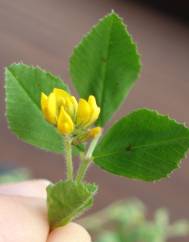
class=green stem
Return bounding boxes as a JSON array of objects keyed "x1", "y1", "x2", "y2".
[
  {"x1": 64, "y1": 136, "x2": 73, "y2": 180},
  {"x1": 76, "y1": 156, "x2": 91, "y2": 183},
  {"x1": 76, "y1": 134, "x2": 101, "y2": 182}
]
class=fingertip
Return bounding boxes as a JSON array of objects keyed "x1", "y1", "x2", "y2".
[
  {"x1": 47, "y1": 222, "x2": 91, "y2": 242},
  {"x1": 0, "y1": 195, "x2": 49, "y2": 242},
  {"x1": 0, "y1": 179, "x2": 51, "y2": 198}
]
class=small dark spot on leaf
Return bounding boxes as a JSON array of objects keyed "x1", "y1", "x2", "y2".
[
  {"x1": 101, "y1": 57, "x2": 107, "y2": 63},
  {"x1": 126, "y1": 144, "x2": 132, "y2": 151},
  {"x1": 36, "y1": 82, "x2": 40, "y2": 88}
]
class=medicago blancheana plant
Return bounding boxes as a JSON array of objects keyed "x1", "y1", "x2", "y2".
[{"x1": 4, "y1": 11, "x2": 189, "y2": 229}]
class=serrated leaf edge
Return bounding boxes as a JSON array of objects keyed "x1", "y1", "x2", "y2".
[
  {"x1": 94, "y1": 107, "x2": 189, "y2": 182},
  {"x1": 47, "y1": 180, "x2": 98, "y2": 228},
  {"x1": 69, "y1": 11, "x2": 142, "y2": 125},
  {"x1": 4, "y1": 63, "x2": 67, "y2": 153}
]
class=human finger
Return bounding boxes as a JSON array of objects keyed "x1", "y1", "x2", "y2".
[
  {"x1": 0, "y1": 195, "x2": 49, "y2": 242},
  {"x1": 47, "y1": 222, "x2": 91, "y2": 242},
  {"x1": 0, "y1": 179, "x2": 50, "y2": 198}
]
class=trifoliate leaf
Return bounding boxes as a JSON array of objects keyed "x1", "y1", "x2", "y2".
[
  {"x1": 94, "y1": 109, "x2": 189, "y2": 181},
  {"x1": 5, "y1": 63, "x2": 68, "y2": 153},
  {"x1": 47, "y1": 180, "x2": 98, "y2": 228},
  {"x1": 70, "y1": 11, "x2": 141, "y2": 126}
]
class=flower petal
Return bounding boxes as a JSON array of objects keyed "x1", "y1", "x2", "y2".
[
  {"x1": 41, "y1": 92, "x2": 48, "y2": 113},
  {"x1": 46, "y1": 93, "x2": 57, "y2": 124},
  {"x1": 70, "y1": 96, "x2": 78, "y2": 119},
  {"x1": 53, "y1": 88, "x2": 70, "y2": 99},
  {"x1": 57, "y1": 106, "x2": 74, "y2": 135},
  {"x1": 87, "y1": 95, "x2": 100, "y2": 126},
  {"x1": 76, "y1": 99, "x2": 91, "y2": 126},
  {"x1": 88, "y1": 127, "x2": 102, "y2": 138}
]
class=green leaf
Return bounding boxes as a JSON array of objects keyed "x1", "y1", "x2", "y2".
[
  {"x1": 5, "y1": 63, "x2": 68, "y2": 153},
  {"x1": 94, "y1": 109, "x2": 189, "y2": 181},
  {"x1": 70, "y1": 11, "x2": 141, "y2": 126},
  {"x1": 47, "y1": 180, "x2": 98, "y2": 228}
]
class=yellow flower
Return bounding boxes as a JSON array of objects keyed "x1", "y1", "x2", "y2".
[
  {"x1": 41, "y1": 88, "x2": 101, "y2": 137},
  {"x1": 57, "y1": 106, "x2": 74, "y2": 134},
  {"x1": 41, "y1": 92, "x2": 57, "y2": 124},
  {"x1": 76, "y1": 99, "x2": 91, "y2": 126},
  {"x1": 88, "y1": 127, "x2": 102, "y2": 138}
]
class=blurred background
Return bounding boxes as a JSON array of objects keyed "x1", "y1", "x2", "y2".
[{"x1": 0, "y1": 0, "x2": 189, "y2": 241}]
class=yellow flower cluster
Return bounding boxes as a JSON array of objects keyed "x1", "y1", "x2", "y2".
[{"x1": 41, "y1": 88, "x2": 101, "y2": 138}]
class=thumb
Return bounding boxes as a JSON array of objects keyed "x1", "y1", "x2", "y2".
[{"x1": 47, "y1": 223, "x2": 91, "y2": 242}]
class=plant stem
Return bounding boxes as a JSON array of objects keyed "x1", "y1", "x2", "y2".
[
  {"x1": 76, "y1": 134, "x2": 101, "y2": 182},
  {"x1": 76, "y1": 156, "x2": 91, "y2": 183},
  {"x1": 64, "y1": 136, "x2": 73, "y2": 180}
]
